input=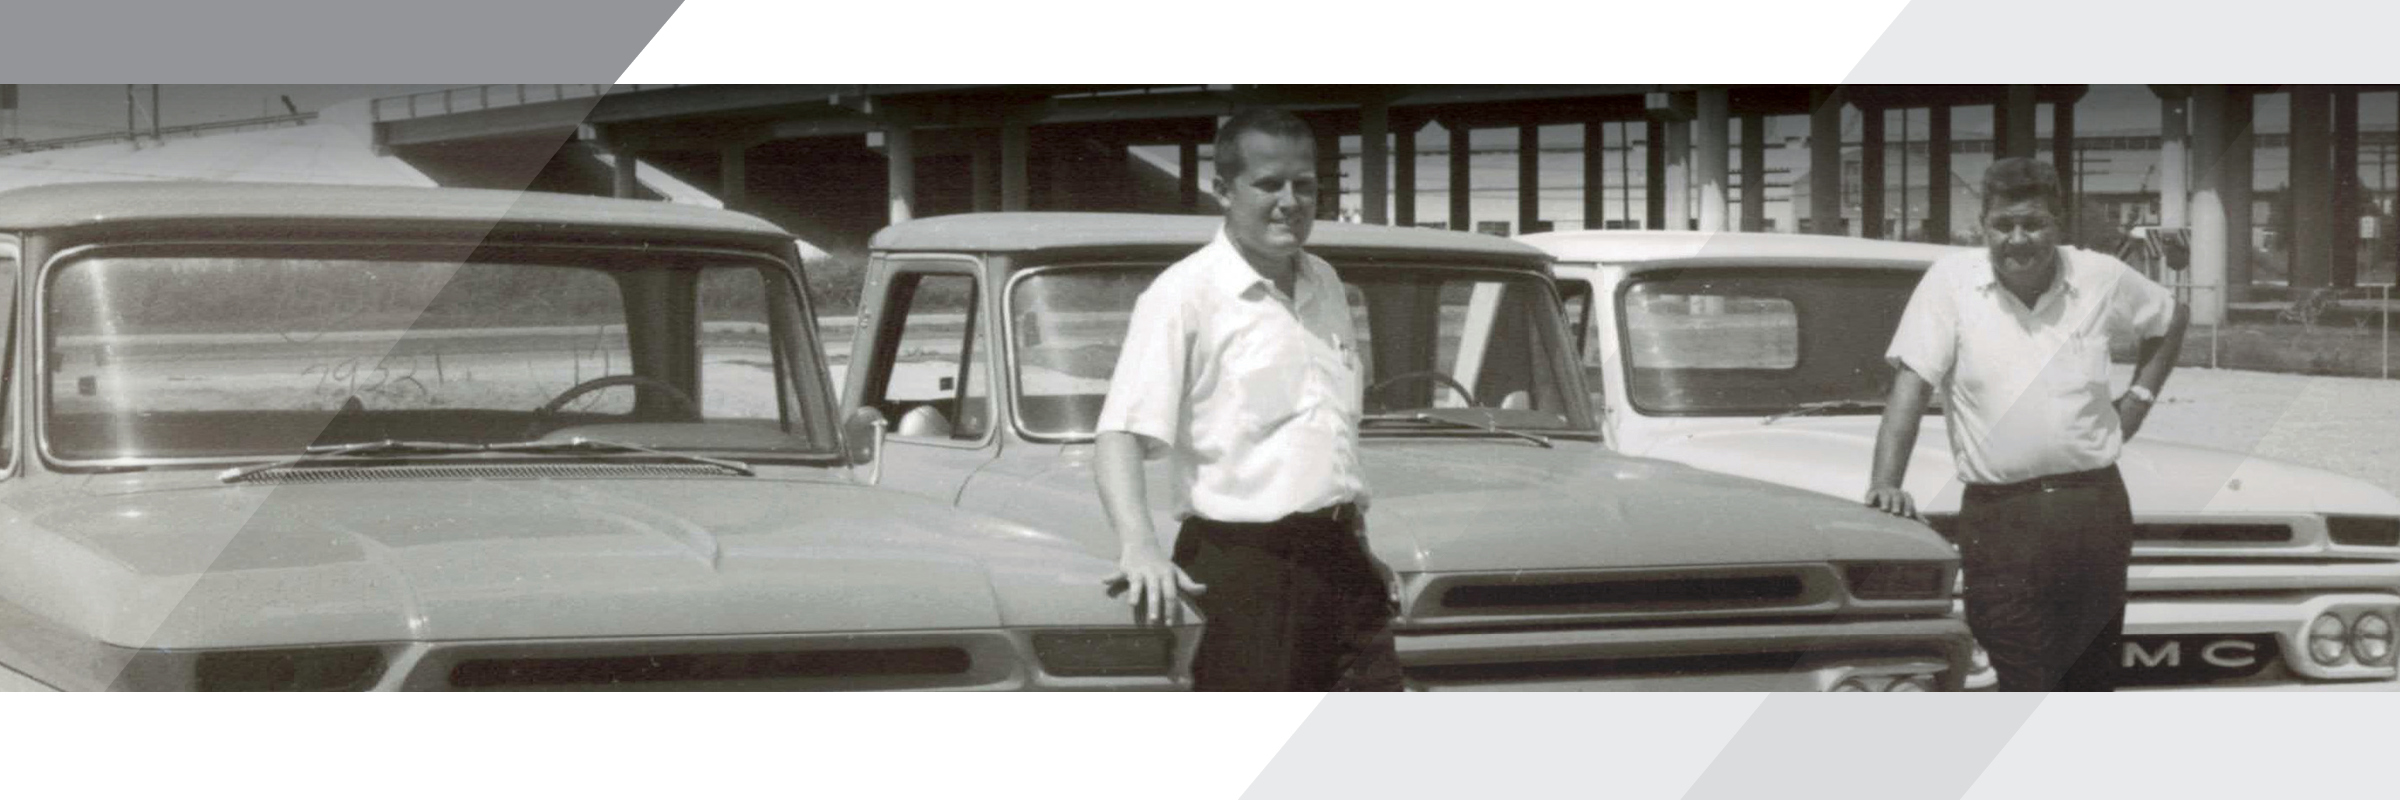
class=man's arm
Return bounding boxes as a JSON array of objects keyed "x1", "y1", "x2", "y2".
[
  {"x1": 1096, "y1": 431, "x2": 1202, "y2": 626},
  {"x1": 1866, "y1": 368, "x2": 1934, "y2": 519},
  {"x1": 2118, "y1": 300, "x2": 2189, "y2": 440}
]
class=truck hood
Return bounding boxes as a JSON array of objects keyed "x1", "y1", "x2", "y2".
[
  {"x1": 1628, "y1": 416, "x2": 2400, "y2": 517},
  {"x1": 1352, "y1": 439, "x2": 1955, "y2": 574},
  {"x1": 5, "y1": 474, "x2": 1130, "y2": 650}
]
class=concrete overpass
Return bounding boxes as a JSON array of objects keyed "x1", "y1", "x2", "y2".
[{"x1": 367, "y1": 84, "x2": 2400, "y2": 326}]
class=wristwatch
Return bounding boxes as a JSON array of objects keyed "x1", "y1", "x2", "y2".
[{"x1": 2125, "y1": 385, "x2": 2156, "y2": 404}]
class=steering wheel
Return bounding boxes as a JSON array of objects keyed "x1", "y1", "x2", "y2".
[
  {"x1": 1367, "y1": 370, "x2": 1478, "y2": 409},
  {"x1": 525, "y1": 374, "x2": 701, "y2": 438}
]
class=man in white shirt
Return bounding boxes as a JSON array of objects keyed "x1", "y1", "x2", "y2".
[
  {"x1": 1867, "y1": 157, "x2": 2188, "y2": 692},
  {"x1": 1094, "y1": 107, "x2": 1399, "y2": 691}
]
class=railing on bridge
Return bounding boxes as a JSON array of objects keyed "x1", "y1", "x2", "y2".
[
  {"x1": 0, "y1": 113, "x2": 317, "y2": 156},
  {"x1": 369, "y1": 85, "x2": 686, "y2": 122}
]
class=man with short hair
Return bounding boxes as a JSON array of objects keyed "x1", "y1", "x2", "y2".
[
  {"x1": 1095, "y1": 107, "x2": 1401, "y2": 691},
  {"x1": 1867, "y1": 157, "x2": 2188, "y2": 692}
]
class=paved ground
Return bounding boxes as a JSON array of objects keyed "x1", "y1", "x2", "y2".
[{"x1": 2122, "y1": 365, "x2": 2400, "y2": 496}]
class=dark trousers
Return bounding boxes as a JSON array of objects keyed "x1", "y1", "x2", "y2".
[
  {"x1": 1171, "y1": 504, "x2": 1405, "y2": 692},
  {"x1": 1958, "y1": 464, "x2": 2134, "y2": 692}
]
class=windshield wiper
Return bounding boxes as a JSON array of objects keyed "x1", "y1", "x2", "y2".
[
  {"x1": 218, "y1": 439, "x2": 484, "y2": 482},
  {"x1": 1362, "y1": 411, "x2": 1554, "y2": 448},
  {"x1": 1762, "y1": 399, "x2": 1884, "y2": 426},
  {"x1": 218, "y1": 437, "x2": 752, "y2": 483},
  {"x1": 482, "y1": 437, "x2": 755, "y2": 476}
]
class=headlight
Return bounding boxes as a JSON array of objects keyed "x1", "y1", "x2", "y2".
[
  {"x1": 114, "y1": 646, "x2": 387, "y2": 691},
  {"x1": 1886, "y1": 675, "x2": 1936, "y2": 692},
  {"x1": 2351, "y1": 613, "x2": 2395, "y2": 665},
  {"x1": 1030, "y1": 630, "x2": 1174, "y2": 677},
  {"x1": 1844, "y1": 562, "x2": 1947, "y2": 600},
  {"x1": 2308, "y1": 613, "x2": 2350, "y2": 665}
]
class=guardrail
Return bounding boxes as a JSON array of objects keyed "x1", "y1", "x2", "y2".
[
  {"x1": 368, "y1": 85, "x2": 685, "y2": 122},
  {"x1": 0, "y1": 112, "x2": 316, "y2": 156},
  {"x1": 2169, "y1": 280, "x2": 2396, "y2": 380}
]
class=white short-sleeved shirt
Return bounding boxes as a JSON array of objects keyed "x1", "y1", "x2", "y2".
[
  {"x1": 1095, "y1": 228, "x2": 1369, "y2": 523},
  {"x1": 1885, "y1": 246, "x2": 2178, "y2": 485}
]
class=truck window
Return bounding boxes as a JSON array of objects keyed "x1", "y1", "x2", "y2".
[{"x1": 869, "y1": 272, "x2": 989, "y2": 441}]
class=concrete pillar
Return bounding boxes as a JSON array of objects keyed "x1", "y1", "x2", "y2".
[
  {"x1": 2158, "y1": 89, "x2": 2189, "y2": 229},
  {"x1": 885, "y1": 123, "x2": 915, "y2": 224},
  {"x1": 1928, "y1": 105, "x2": 1953, "y2": 242},
  {"x1": 2291, "y1": 86, "x2": 2332, "y2": 288},
  {"x1": 1583, "y1": 121, "x2": 1605, "y2": 230},
  {"x1": 2189, "y1": 85, "x2": 2230, "y2": 326},
  {"x1": 1697, "y1": 88, "x2": 1730, "y2": 232},
  {"x1": 1645, "y1": 118, "x2": 1667, "y2": 230},
  {"x1": 1315, "y1": 127, "x2": 1341, "y2": 221},
  {"x1": 2333, "y1": 88, "x2": 2361, "y2": 287},
  {"x1": 2225, "y1": 91, "x2": 2256, "y2": 301},
  {"x1": 1862, "y1": 107, "x2": 1886, "y2": 239},
  {"x1": 1663, "y1": 119, "x2": 1690, "y2": 231},
  {"x1": 718, "y1": 144, "x2": 747, "y2": 209},
  {"x1": 2053, "y1": 99, "x2": 2077, "y2": 240},
  {"x1": 972, "y1": 132, "x2": 998, "y2": 213},
  {"x1": 2004, "y1": 85, "x2": 2037, "y2": 159},
  {"x1": 1740, "y1": 114, "x2": 1766, "y2": 232},
  {"x1": 1176, "y1": 138, "x2": 1198, "y2": 213},
  {"x1": 1362, "y1": 102, "x2": 1390, "y2": 225},
  {"x1": 1000, "y1": 120, "x2": 1029, "y2": 211},
  {"x1": 1519, "y1": 125, "x2": 1540, "y2": 234},
  {"x1": 1449, "y1": 123, "x2": 1471, "y2": 231},
  {"x1": 1810, "y1": 87, "x2": 1843, "y2": 235},
  {"x1": 611, "y1": 146, "x2": 639, "y2": 199},
  {"x1": 1395, "y1": 117, "x2": 1417, "y2": 226}
]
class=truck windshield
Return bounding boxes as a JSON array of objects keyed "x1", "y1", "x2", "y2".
[
  {"x1": 1008, "y1": 264, "x2": 1596, "y2": 438},
  {"x1": 1618, "y1": 268, "x2": 1936, "y2": 416},
  {"x1": 43, "y1": 248, "x2": 832, "y2": 463}
]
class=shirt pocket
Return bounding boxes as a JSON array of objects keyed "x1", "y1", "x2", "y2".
[
  {"x1": 1222, "y1": 324, "x2": 1303, "y2": 430},
  {"x1": 2044, "y1": 330, "x2": 2112, "y2": 395}
]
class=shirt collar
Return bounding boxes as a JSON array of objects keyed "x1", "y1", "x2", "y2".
[
  {"x1": 1977, "y1": 246, "x2": 2079, "y2": 300},
  {"x1": 1205, "y1": 227, "x2": 1310, "y2": 302}
]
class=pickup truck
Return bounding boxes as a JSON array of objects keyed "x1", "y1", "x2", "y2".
[
  {"x1": 1525, "y1": 229, "x2": 2400, "y2": 690},
  {"x1": 837, "y1": 212, "x2": 1978, "y2": 691},
  {"x1": 0, "y1": 182, "x2": 1196, "y2": 691}
]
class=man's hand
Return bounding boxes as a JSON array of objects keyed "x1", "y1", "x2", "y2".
[
  {"x1": 2116, "y1": 394, "x2": 2153, "y2": 440},
  {"x1": 1864, "y1": 483, "x2": 1920, "y2": 520},
  {"x1": 1105, "y1": 541, "x2": 1204, "y2": 626}
]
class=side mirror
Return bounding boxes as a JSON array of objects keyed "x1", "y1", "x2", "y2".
[{"x1": 843, "y1": 407, "x2": 889, "y2": 485}]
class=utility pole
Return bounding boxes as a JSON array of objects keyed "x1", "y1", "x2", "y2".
[
  {"x1": 150, "y1": 85, "x2": 161, "y2": 143},
  {"x1": 1899, "y1": 109, "x2": 1912, "y2": 240},
  {"x1": 125, "y1": 84, "x2": 138, "y2": 150},
  {"x1": 1618, "y1": 121, "x2": 1632, "y2": 227}
]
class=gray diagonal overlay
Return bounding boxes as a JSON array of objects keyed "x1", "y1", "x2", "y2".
[
  {"x1": 1243, "y1": 694, "x2": 1768, "y2": 799},
  {"x1": 1, "y1": 1, "x2": 688, "y2": 82},
  {"x1": 1679, "y1": 694, "x2": 2047, "y2": 800}
]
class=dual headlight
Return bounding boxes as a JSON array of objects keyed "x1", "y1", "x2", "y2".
[
  {"x1": 2306, "y1": 611, "x2": 2398, "y2": 667},
  {"x1": 1831, "y1": 674, "x2": 1938, "y2": 692}
]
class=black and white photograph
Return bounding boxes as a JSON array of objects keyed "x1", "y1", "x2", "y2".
[{"x1": 6, "y1": 0, "x2": 2400, "y2": 796}]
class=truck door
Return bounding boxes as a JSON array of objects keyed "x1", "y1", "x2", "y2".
[{"x1": 848, "y1": 258, "x2": 999, "y2": 503}]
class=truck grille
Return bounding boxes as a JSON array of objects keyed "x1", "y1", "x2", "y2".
[
  {"x1": 448, "y1": 647, "x2": 973, "y2": 689},
  {"x1": 1442, "y1": 575, "x2": 1805, "y2": 611}
]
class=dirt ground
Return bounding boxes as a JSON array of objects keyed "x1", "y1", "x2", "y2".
[{"x1": 2121, "y1": 365, "x2": 2400, "y2": 496}]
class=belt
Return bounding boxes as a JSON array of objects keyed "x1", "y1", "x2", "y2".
[
  {"x1": 1969, "y1": 465, "x2": 2121, "y2": 496},
  {"x1": 1287, "y1": 502, "x2": 1362, "y2": 524}
]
